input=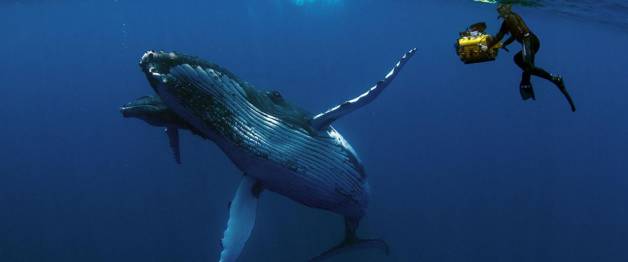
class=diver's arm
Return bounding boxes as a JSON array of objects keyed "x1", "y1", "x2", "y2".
[
  {"x1": 501, "y1": 35, "x2": 515, "y2": 52},
  {"x1": 488, "y1": 22, "x2": 508, "y2": 48}
]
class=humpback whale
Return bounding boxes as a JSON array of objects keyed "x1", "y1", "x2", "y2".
[
  {"x1": 123, "y1": 48, "x2": 416, "y2": 261},
  {"x1": 121, "y1": 95, "x2": 207, "y2": 163}
]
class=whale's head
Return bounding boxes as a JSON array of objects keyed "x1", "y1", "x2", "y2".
[
  {"x1": 138, "y1": 50, "x2": 244, "y2": 100},
  {"x1": 138, "y1": 50, "x2": 316, "y2": 137},
  {"x1": 120, "y1": 95, "x2": 183, "y2": 128},
  {"x1": 139, "y1": 51, "x2": 186, "y2": 89}
]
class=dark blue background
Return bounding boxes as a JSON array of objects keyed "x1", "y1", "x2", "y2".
[{"x1": 1, "y1": 1, "x2": 627, "y2": 261}]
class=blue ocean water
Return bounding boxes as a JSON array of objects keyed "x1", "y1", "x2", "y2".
[{"x1": 1, "y1": 1, "x2": 627, "y2": 261}]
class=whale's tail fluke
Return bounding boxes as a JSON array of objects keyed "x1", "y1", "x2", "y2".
[
  {"x1": 310, "y1": 218, "x2": 390, "y2": 261},
  {"x1": 309, "y1": 238, "x2": 389, "y2": 261}
]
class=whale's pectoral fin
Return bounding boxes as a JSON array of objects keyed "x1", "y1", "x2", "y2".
[
  {"x1": 309, "y1": 217, "x2": 390, "y2": 261},
  {"x1": 310, "y1": 48, "x2": 417, "y2": 131},
  {"x1": 219, "y1": 176, "x2": 263, "y2": 262},
  {"x1": 165, "y1": 127, "x2": 181, "y2": 164}
]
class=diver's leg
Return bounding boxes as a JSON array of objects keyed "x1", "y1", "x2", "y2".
[
  {"x1": 524, "y1": 36, "x2": 553, "y2": 81},
  {"x1": 526, "y1": 62, "x2": 575, "y2": 111},
  {"x1": 310, "y1": 217, "x2": 389, "y2": 261},
  {"x1": 526, "y1": 37, "x2": 560, "y2": 82},
  {"x1": 527, "y1": 58, "x2": 554, "y2": 82},
  {"x1": 527, "y1": 36, "x2": 576, "y2": 111},
  {"x1": 514, "y1": 52, "x2": 536, "y2": 100}
]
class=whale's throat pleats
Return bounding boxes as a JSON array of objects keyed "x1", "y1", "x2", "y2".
[{"x1": 162, "y1": 63, "x2": 367, "y2": 203}]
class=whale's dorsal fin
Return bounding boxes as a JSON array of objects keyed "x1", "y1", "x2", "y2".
[
  {"x1": 310, "y1": 48, "x2": 417, "y2": 131},
  {"x1": 219, "y1": 176, "x2": 263, "y2": 262},
  {"x1": 165, "y1": 127, "x2": 181, "y2": 164}
]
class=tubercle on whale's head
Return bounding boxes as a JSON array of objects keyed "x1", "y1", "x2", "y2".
[
  {"x1": 138, "y1": 51, "x2": 185, "y2": 86},
  {"x1": 140, "y1": 51, "x2": 177, "y2": 74},
  {"x1": 137, "y1": 51, "x2": 177, "y2": 95}
]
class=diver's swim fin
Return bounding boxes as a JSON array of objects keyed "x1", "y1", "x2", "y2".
[
  {"x1": 309, "y1": 218, "x2": 389, "y2": 261},
  {"x1": 553, "y1": 76, "x2": 576, "y2": 112},
  {"x1": 519, "y1": 84, "x2": 536, "y2": 101}
]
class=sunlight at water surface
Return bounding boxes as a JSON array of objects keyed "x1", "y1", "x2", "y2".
[{"x1": 293, "y1": 0, "x2": 342, "y2": 7}]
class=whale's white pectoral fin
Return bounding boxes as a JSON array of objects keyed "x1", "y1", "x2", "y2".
[
  {"x1": 165, "y1": 127, "x2": 181, "y2": 164},
  {"x1": 219, "y1": 176, "x2": 262, "y2": 262},
  {"x1": 310, "y1": 48, "x2": 417, "y2": 131}
]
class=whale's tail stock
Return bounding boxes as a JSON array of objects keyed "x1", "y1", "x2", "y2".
[{"x1": 310, "y1": 218, "x2": 390, "y2": 261}]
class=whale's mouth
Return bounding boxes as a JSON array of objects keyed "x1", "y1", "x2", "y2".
[
  {"x1": 120, "y1": 105, "x2": 159, "y2": 118},
  {"x1": 119, "y1": 105, "x2": 137, "y2": 118}
]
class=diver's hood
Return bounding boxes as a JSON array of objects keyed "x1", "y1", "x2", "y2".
[{"x1": 497, "y1": 3, "x2": 513, "y2": 19}]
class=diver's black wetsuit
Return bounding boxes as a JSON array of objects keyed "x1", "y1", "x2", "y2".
[{"x1": 488, "y1": 10, "x2": 576, "y2": 112}]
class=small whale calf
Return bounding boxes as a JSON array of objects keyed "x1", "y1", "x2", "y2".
[
  {"x1": 121, "y1": 48, "x2": 416, "y2": 261},
  {"x1": 121, "y1": 95, "x2": 204, "y2": 163}
]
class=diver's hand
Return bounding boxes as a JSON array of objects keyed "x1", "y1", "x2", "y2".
[{"x1": 479, "y1": 44, "x2": 488, "y2": 51}]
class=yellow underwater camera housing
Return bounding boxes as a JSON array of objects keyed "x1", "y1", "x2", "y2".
[{"x1": 456, "y1": 22, "x2": 502, "y2": 64}]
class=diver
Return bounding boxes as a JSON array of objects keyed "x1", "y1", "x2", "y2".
[{"x1": 483, "y1": 4, "x2": 576, "y2": 112}]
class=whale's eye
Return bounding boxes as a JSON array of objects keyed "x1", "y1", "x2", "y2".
[{"x1": 268, "y1": 90, "x2": 283, "y2": 103}]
